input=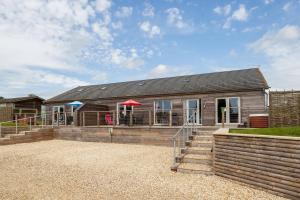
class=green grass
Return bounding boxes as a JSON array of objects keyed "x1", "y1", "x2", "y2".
[
  {"x1": 0, "y1": 121, "x2": 28, "y2": 127},
  {"x1": 229, "y1": 127, "x2": 300, "y2": 137}
]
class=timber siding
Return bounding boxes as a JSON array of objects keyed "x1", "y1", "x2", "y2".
[
  {"x1": 214, "y1": 133, "x2": 300, "y2": 200},
  {"x1": 46, "y1": 90, "x2": 266, "y2": 126}
]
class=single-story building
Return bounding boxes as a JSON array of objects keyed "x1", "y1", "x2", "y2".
[
  {"x1": 0, "y1": 95, "x2": 44, "y2": 122},
  {"x1": 45, "y1": 68, "x2": 269, "y2": 127}
]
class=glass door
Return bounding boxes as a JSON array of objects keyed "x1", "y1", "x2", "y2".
[
  {"x1": 186, "y1": 99, "x2": 201, "y2": 124},
  {"x1": 117, "y1": 103, "x2": 132, "y2": 125},
  {"x1": 52, "y1": 106, "x2": 65, "y2": 125},
  {"x1": 216, "y1": 97, "x2": 240, "y2": 124}
]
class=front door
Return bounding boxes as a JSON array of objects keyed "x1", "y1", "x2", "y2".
[{"x1": 186, "y1": 99, "x2": 201, "y2": 124}]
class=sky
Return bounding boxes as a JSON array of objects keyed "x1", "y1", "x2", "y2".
[{"x1": 0, "y1": 0, "x2": 300, "y2": 99}]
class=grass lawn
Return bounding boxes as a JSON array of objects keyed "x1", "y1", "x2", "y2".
[{"x1": 229, "y1": 127, "x2": 300, "y2": 137}]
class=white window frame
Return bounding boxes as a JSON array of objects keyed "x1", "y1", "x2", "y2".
[
  {"x1": 116, "y1": 103, "x2": 133, "y2": 125},
  {"x1": 215, "y1": 97, "x2": 241, "y2": 125},
  {"x1": 186, "y1": 99, "x2": 202, "y2": 125},
  {"x1": 153, "y1": 100, "x2": 172, "y2": 125}
]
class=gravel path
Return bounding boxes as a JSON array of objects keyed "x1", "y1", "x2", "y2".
[{"x1": 0, "y1": 140, "x2": 285, "y2": 200}]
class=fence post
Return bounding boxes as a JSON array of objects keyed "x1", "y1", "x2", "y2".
[
  {"x1": 97, "y1": 112, "x2": 100, "y2": 126},
  {"x1": 15, "y1": 115, "x2": 18, "y2": 134},
  {"x1": 0, "y1": 123, "x2": 2, "y2": 138},
  {"x1": 148, "y1": 110, "x2": 151, "y2": 126},
  {"x1": 64, "y1": 112, "x2": 67, "y2": 126},
  {"x1": 45, "y1": 114, "x2": 47, "y2": 127},
  {"x1": 169, "y1": 110, "x2": 172, "y2": 127},
  {"x1": 30, "y1": 117, "x2": 32, "y2": 131},
  {"x1": 82, "y1": 112, "x2": 85, "y2": 127}
]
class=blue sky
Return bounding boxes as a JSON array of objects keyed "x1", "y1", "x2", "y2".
[{"x1": 0, "y1": 0, "x2": 299, "y2": 98}]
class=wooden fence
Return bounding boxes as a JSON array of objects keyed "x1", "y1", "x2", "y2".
[
  {"x1": 0, "y1": 107, "x2": 13, "y2": 122},
  {"x1": 214, "y1": 133, "x2": 300, "y2": 200},
  {"x1": 269, "y1": 91, "x2": 300, "y2": 127}
]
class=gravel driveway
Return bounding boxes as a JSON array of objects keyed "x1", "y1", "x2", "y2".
[{"x1": 0, "y1": 140, "x2": 285, "y2": 200}]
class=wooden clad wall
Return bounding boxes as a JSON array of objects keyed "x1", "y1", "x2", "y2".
[
  {"x1": 213, "y1": 134, "x2": 300, "y2": 200},
  {"x1": 0, "y1": 107, "x2": 13, "y2": 122},
  {"x1": 269, "y1": 91, "x2": 300, "y2": 127}
]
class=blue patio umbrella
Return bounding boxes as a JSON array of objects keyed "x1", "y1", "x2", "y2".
[{"x1": 67, "y1": 101, "x2": 83, "y2": 107}]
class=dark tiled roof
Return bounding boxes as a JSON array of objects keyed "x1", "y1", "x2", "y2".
[
  {"x1": 46, "y1": 68, "x2": 269, "y2": 103},
  {"x1": 0, "y1": 96, "x2": 44, "y2": 104}
]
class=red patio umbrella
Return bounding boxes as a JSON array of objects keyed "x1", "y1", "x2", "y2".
[{"x1": 121, "y1": 99, "x2": 142, "y2": 106}]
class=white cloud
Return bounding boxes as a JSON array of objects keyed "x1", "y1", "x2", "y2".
[
  {"x1": 148, "y1": 64, "x2": 190, "y2": 78},
  {"x1": 264, "y1": 0, "x2": 274, "y2": 4},
  {"x1": 115, "y1": 6, "x2": 133, "y2": 18},
  {"x1": 95, "y1": 0, "x2": 111, "y2": 13},
  {"x1": 139, "y1": 21, "x2": 161, "y2": 38},
  {"x1": 165, "y1": 8, "x2": 192, "y2": 31},
  {"x1": 232, "y1": 4, "x2": 249, "y2": 21},
  {"x1": 213, "y1": 4, "x2": 231, "y2": 16},
  {"x1": 282, "y1": 2, "x2": 292, "y2": 12},
  {"x1": 223, "y1": 4, "x2": 249, "y2": 29},
  {"x1": 142, "y1": 3, "x2": 155, "y2": 17},
  {"x1": 111, "y1": 49, "x2": 144, "y2": 69},
  {"x1": 112, "y1": 21, "x2": 123, "y2": 29},
  {"x1": 92, "y1": 22, "x2": 113, "y2": 44},
  {"x1": 0, "y1": 0, "x2": 144, "y2": 97},
  {"x1": 249, "y1": 25, "x2": 300, "y2": 89}
]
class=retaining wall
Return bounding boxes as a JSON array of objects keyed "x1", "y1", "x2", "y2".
[
  {"x1": 213, "y1": 133, "x2": 300, "y2": 200},
  {"x1": 54, "y1": 126, "x2": 180, "y2": 146},
  {"x1": 0, "y1": 128, "x2": 54, "y2": 145}
]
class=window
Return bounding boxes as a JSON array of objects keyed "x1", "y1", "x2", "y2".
[
  {"x1": 154, "y1": 100, "x2": 172, "y2": 125},
  {"x1": 216, "y1": 97, "x2": 240, "y2": 124},
  {"x1": 186, "y1": 99, "x2": 202, "y2": 124}
]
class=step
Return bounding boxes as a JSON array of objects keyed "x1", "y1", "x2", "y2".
[
  {"x1": 183, "y1": 154, "x2": 213, "y2": 164},
  {"x1": 193, "y1": 135, "x2": 213, "y2": 141},
  {"x1": 183, "y1": 147, "x2": 212, "y2": 155},
  {"x1": 190, "y1": 141, "x2": 212, "y2": 148},
  {"x1": 177, "y1": 163, "x2": 213, "y2": 175},
  {"x1": 192, "y1": 131, "x2": 214, "y2": 136}
]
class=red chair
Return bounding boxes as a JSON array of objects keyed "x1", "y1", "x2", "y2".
[{"x1": 105, "y1": 113, "x2": 113, "y2": 125}]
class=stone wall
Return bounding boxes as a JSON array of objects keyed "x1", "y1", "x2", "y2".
[{"x1": 213, "y1": 133, "x2": 300, "y2": 199}]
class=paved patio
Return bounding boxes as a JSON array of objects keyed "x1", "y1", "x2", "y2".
[{"x1": 0, "y1": 140, "x2": 285, "y2": 200}]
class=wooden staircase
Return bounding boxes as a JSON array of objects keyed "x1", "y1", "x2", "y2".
[{"x1": 172, "y1": 128, "x2": 216, "y2": 175}]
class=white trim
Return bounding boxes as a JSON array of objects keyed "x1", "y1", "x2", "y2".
[
  {"x1": 153, "y1": 99, "x2": 173, "y2": 125},
  {"x1": 186, "y1": 99, "x2": 202, "y2": 125},
  {"x1": 215, "y1": 97, "x2": 241, "y2": 125}
]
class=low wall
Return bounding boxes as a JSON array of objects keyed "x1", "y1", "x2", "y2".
[
  {"x1": 54, "y1": 126, "x2": 180, "y2": 146},
  {"x1": 213, "y1": 133, "x2": 300, "y2": 200},
  {"x1": 54, "y1": 127, "x2": 178, "y2": 146},
  {"x1": 0, "y1": 128, "x2": 54, "y2": 145}
]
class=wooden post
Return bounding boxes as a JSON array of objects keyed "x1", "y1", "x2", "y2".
[
  {"x1": 130, "y1": 111, "x2": 133, "y2": 126},
  {"x1": 64, "y1": 112, "x2": 67, "y2": 126},
  {"x1": 113, "y1": 111, "x2": 116, "y2": 126},
  {"x1": 30, "y1": 117, "x2": 32, "y2": 131},
  {"x1": 221, "y1": 107, "x2": 225, "y2": 128},
  {"x1": 148, "y1": 110, "x2": 151, "y2": 126},
  {"x1": 83, "y1": 112, "x2": 86, "y2": 127},
  {"x1": 169, "y1": 110, "x2": 172, "y2": 127},
  {"x1": 15, "y1": 115, "x2": 18, "y2": 134},
  {"x1": 34, "y1": 114, "x2": 37, "y2": 126},
  {"x1": 97, "y1": 112, "x2": 100, "y2": 126}
]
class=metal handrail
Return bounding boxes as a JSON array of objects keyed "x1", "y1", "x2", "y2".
[
  {"x1": 0, "y1": 112, "x2": 73, "y2": 137},
  {"x1": 172, "y1": 110, "x2": 197, "y2": 165}
]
